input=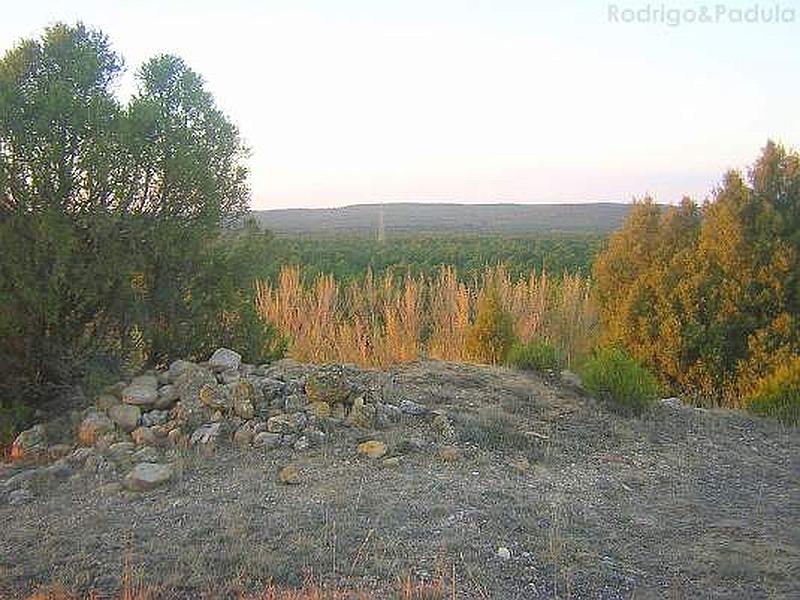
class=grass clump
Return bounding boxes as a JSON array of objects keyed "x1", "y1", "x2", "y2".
[
  {"x1": 458, "y1": 406, "x2": 530, "y2": 451},
  {"x1": 746, "y1": 357, "x2": 800, "y2": 426},
  {"x1": 506, "y1": 338, "x2": 564, "y2": 374},
  {"x1": 579, "y1": 347, "x2": 661, "y2": 415}
]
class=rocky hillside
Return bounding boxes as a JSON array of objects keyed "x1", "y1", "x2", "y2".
[{"x1": 1, "y1": 351, "x2": 798, "y2": 598}]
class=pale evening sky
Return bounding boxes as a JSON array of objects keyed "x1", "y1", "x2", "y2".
[{"x1": 2, "y1": 1, "x2": 798, "y2": 209}]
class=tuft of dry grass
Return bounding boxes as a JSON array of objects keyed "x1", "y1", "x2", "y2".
[{"x1": 256, "y1": 265, "x2": 597, "y2": 368}]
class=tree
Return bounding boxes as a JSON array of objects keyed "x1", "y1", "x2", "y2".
[
  {"x1": 0, "y1": 23, "x2": 281, "y2": 435},
  {"x1": 593, "y1": 142, "x2": 800, "y2": 406}
]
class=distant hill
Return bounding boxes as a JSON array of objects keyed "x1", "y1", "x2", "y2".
[{"x1": 252, "y1": 202, "x2": 631, "y2": 235}]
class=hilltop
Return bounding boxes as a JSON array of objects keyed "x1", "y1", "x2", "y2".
[
  {"x1": 1, "y1": 357, "x2": 797, "y2": 598},
  {"x1": 252, "y1": 202, "x2": 632, "y2": 236}
]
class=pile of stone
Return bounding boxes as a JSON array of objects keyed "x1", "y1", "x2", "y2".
[{"x1": 4, "y1": 348, "x2": 438, "y2": 501}]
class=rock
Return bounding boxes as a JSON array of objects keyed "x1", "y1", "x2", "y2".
[
  {"x1": 228, "y1": 381, "x2": 256, "y2": 419},
  {"x1": 305, "y1": 429, "x2": 326, "y2": 447},
  {"x1": 252, "y1": 377, "x2": 287, "y2": 404},
  {"x1": 382, "y1": 456, "x2": 402, "y2": 468},
  {"x1": 2, "y1": 469, "x2": 38, "y2": 491},
  {"x1": 253, "y1": 432, "x2": 282, "y2": 449},
  {"x1": 43, "y1": 461, "x2": 73, "y2": 481},
  {"x1": 65, "y1": 447, "x2": 95, "y2": 468},
  {"x1": 167, "y1": 359, "x2": 197, "y2": 382},
  {"x1": 131, "y1": 426, "x2": 157, "y2": 447},
  {"x1": 95, "y1": 394, "x2": 119, "y2": 411},
  {"x1": 108, "y1": 442, "x2": 136, "y2": 462},
  {"x1": 347, "y1": 396, "x2": 376, "y2": 428},
  {"x1": 141, "y1": 409, "x2": 169, "y2": 428},
  {"x1": 357, "y1": 440, "x2": 387, "y2": 459},
  {"x1": 156, "y1": 370, "x2": 171, "y2": 385},
  {"x1": 130, "y1": 374, "x2": 158, "y2": 389},
  {"x1": 375, "y1": 403, "x2": 402, "y2": 428},
  {"x1": 439, "y1": 445, "x2": 460, "y2": 462},
  {"x1": 108, "y1": 404, "x2": 141, "y2": 432},
  {"x1": 190, "y1": 423, "x2": 221, "y2": 446},
  {"x1": 660, "y1": 397, "x2": 684, "y2": 409},
  {"x1": 174, "y1": 365, "x2": 216, "y2": 411},
  {"x1": 305, "y1": 370, "x2": 351, "y2": 404},
  {"x1": 199, "y1": 383, "x2": 230, "y2": 411},
  {"x1": 8, "y1": 488, "x2": 34, "y2": 506},
  {"x1": 209, "y1": 347, "x2": 242, "y2": 372},
  {"x1": 218, "y1": 369, "x2": 240, "y2": 384},
  {"x1": 560, "y1": 370, "x2": 582, "y2": 389},
  {"x1": 94, "y1": 432, "x2": 119, "y2": 451},
  {"x1": 267, "y1": 412, "x2": 307, "y2": 434},
  {"x1": 309, "y1": 401, "x2": 331, "y2": 418},
  {"x1": 46, "y1": 444, "x2": 73, "y2": 460},
  {"x1": 132, "y1": 446, "x2": 160, "y2": 463},
  {"x1": 395, "y1": 436, "x2": 426, "y2": 454},
  {"x1": 284, "y1": 393, "x2": 307, "y2": 412},
  {"x1": 121, "y1": 384, "x2": 157, "y2": 407},
  {"x1": 496, "y1": 547, "x2": 511, "y2": 560},
  {"x1": 123, "y1": 462, "x2": 173, "y2": 491},
  {"x1": 154, "y1": 384, "x2": 179, "y2": 410},
  {"x1": 278, "y1": 464, "x2": 300, "y2": 485},
  {"x1": 400, "y1": 399, "x2": 429, "y2": 416},
  {"x1": 294, "y1": 436, "x2": 309, "y2": 451},
  {"x1": 78, "y1": 413, "x2": 114, "y2": 446},
  {"x1": 233, "y1": 426, "x2": 254, "y2": 447},
  {"x1": 11, "y1": 425, "x2": 46, "y2": 459}
]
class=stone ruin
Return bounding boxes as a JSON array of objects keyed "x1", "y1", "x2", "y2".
[{"x1": 3, "y1": 348, "x2": 443, "y2": 504}]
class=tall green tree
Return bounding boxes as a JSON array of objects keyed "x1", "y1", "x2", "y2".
[{"x1": 0, "y1": 23, "x2": 280, "y2": 425}]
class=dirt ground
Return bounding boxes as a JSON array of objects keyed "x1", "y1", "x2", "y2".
[{"x1": 1, "y1": 360, "x2": 798, "y2": 599}]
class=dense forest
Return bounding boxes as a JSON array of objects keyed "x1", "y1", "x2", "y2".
[{"x1": 266, "y1": 233, "x2": 604, "y2": 281}]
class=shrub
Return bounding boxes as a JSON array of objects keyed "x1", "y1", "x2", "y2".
[
  {"x1": 580, "y1": 347, "x2": 661, "y2": 414},
  {"x1": 746, "y1": 357, "x2": 800, "y2": 425},
  {"x1": 464, "y1": 286, "x2": 516, "y2": 365},
  {"x1": 507, "y1": 338, "x2": 564, "y2": 374}
]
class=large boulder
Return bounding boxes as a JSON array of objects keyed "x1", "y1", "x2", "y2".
[
  {"x1": 198, "y1": 383, "x2": 230, "y2": 411},
  {"x1": 267, "y1": 412, "x2": 307, "y2": 434},
  {"x1": 78, "y1": 413, "x2": 114, "y2": 446},
  {"x1": 108, "y1": 404, "x2": 141, "y2": 432},
  {"x1": 121, "y1": 384, "x2": 157, "y2": 407},
  {"x1": 123, "y1": 462, "x2": 173, "y2": 491},
  {"x1": 209, "y1": 348, "x2": 242, "y2": 373},
  {"x1": 305, "y1": 370, "x2": 351, "y2": 405},
  {"x1": 154, "y1": 384, "x2": 179, "y2": 410}
]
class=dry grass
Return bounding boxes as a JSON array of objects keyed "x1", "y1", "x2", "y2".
[{"x1": 256, "y1": 265, "x2": 597, "y2": 368}]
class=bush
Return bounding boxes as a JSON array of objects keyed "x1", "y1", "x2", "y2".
[
  {"x1": 580, "y1": 347, "x2": 661, "y2": 414},
  {"x1": 464, "y1": 286, "x2": 516, "y2": 365},
  {"x1": 746, "y1": 357, "x2": 800, "y2": 426},
  {"x1": 507, "y1": 339, "x2": 564, "y2": 374}
]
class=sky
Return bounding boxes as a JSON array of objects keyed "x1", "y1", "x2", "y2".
[{"x1": 3, "y1": 1, "x2": 799, "y2": 209}]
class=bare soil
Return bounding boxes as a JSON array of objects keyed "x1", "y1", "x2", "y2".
[{"x1": 1, "y1": 361, "x2": 798, "y2": 599}]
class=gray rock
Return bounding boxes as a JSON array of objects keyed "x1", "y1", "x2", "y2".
[
  {"x1": 219, "y1": 369, "x2": 241, "y2": 384},
  {"x1": 123, "y1": 462, "x2": 173, "y2": 491},
  {"x1": 660, "y1": 397, "x2": 684, "y2": 409},
  {"x1": 284, "y1": 393, "x2": 307, "y2": 412},
  {"x1": 376, "y1": 402, "x2": 402, "y2": 428},
  {"x1": 400, "y1": 399, "x2": 429, "y2": 416},
  {"x1": 167, "y1": 359, "x2": 197, "y2": 382},
  {"x1": 252, "y1": 431, "x2": 282, "y2": 449},
  {"x1": 267, "y1": 412, "x2": 307, "y2": 434},
  {"x1": 140, "y1": 409, "x2": 169, "y2": 427},
  {"x1": 121, "y1": 384, "x2": 158, "y2": 406},
  {"x1": 78, "y1": 412, "x2": 114, "y2": 446},
  {"x1": 8, "y1": 488, "x2": 34, "y2": 506},
  {"x1": 133, "y1": 446, "x2": 160, "y2": 463},
  {"x1": 108, "y1": 404, "x2": 141, "y2": 432},
  {"x1": 2, "y1": 469, "x2": 38, "y2": 491},
  {"x1": 209, "y1": 347, "x2": 242, "y2": 372},
  {"x1": 190, "y1": 422, "x2": 221, "y2": 445},
  {"x1": 154, "y1": 384, "x2": 179, "y2": 410},
  {"x1": 130, "y1": 374, "x2": 158, "y2": 389}
]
